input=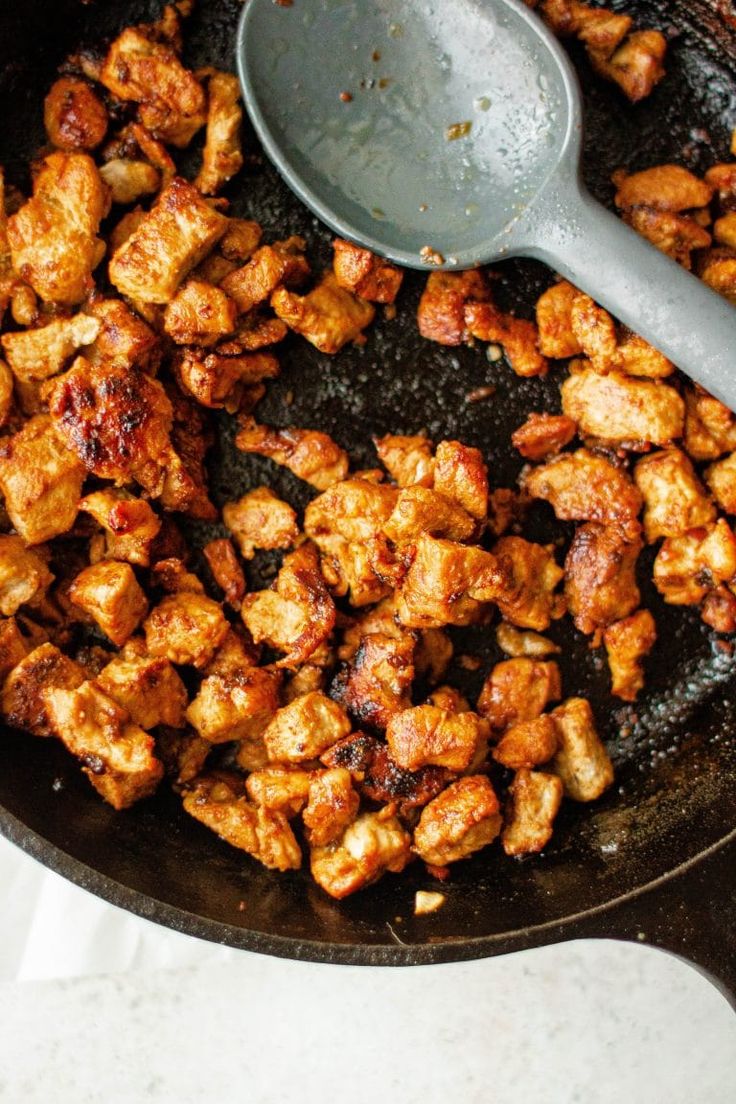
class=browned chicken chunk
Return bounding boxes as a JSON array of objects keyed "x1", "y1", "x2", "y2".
[
  {"x1": 465, "y1": 300, "x2": 548, "y2": 378},
  {"x1": 303, "y1": 767, "x2": 360, "y2": 846},
  {"x1": 501, "y1": 769, "x2": 563, "y2": 856},
  {"x1": 331, "y1": 630, "x2": 415, "y2": 729},
  {"x1": 634, "y1": 448, "x2": 716, "y2": 542},
  {"x1": 396, "y1": 533, "x2": 509, "y2": 628},
  {"x1": 413, "y1": 776, "x2": 502, "y2": 865},
  {"x1": 84, "y1": 297, "x2": 161, "y2": 372},
  {"x1": 1, "y1": 313, "x2": 100, "y2": 382},
  {"x1": 564, "y1": 523, "x2": 642, "y2": 635},
  {"x1": 195, "y1": 70, "x2": 243, "y2": 195},
  {"x1": 0, "y1": 618, "x2": 29, "y2": 684},
  {"x1": 477, "y1": 658, "x2": 561, "y2": 731},
  {"x1": 511, "y1": 412, "x2": 577, "y2": 460},
  {"x1": 385, "y1": 704, "x2": 489, "y2": 771},
  {"x1": 203, "y1": 538, "x2": 246, "y2": 610},
  {"x1": 705, "y1": 452, "x2": 736, "y2": 516},
  {"x1": 1, "y1": 643, "x2": 84, "y2": 736},
  {"x1": 417, "y1": 270, "x2": 490, "y2": 345},
  {"x1": 44, "y1": 76, "x2": 108, "y2": 151},
  {"x1": 322, "y1": 730, "x2": 451, "y2": 814},
  {"x1": 535, "y1": 280, "x2": 582, "y2": 358},
  {"x1": 493, "y1": 536, "x2": 565, "y2": 631},
  {"x1": 186, "y1": 666, "x2": 281, "y2": 743},
  {"x1": 332, "y1": 239, "x2": 403, "y2": 303},
  {"x1": 433, "y1": 439, "x2": 489, "y2": 523},
  {"x1": 272, "y1": 271, "x2": 375, "y2": 354},
  {"x1": 683, "y1": 386, "x2": 736, "y2": 461},
  {"x1": 492, "y1": 714, "x2": 559, "y2": 770},
  {"x1": 374, "y1": 433, "x2": 435, "y2": 487},
  {"x1": 525, "y1": 449, "x2": 643, "y2": 540},
  {"x1": 0, "y1": 415, "x2": 85, "y2": 544},
  {"x1": 603, "y1": 609, "x2": 656, "y2": 701},
  {"x1": 653, "y1": 520, "x2": 736, "y2": 605},
  {"x1": 561, "y1": 368, "x2": 684, "y2": 445},
  {"x1": 551, "y1": 698, "x2": 614, "y2": 801},
  {"x1": 310, "y1": 808, "x2": 411, "y2": 898},
  {"x1": 223, "y1": 486, "x2": 298, "y2": 559},
  {"x1": 245, "y1": 765, "x2": 313, "y2": 817},
  {"x1": 221, "y1": 237, "x2": 309, "y2": 314},
  {"x1": 236, "y1": 418, "x2": 349, "y2": 490},
  {"x1": 80, "y1": 489, "x2": 162, "y2": 567},
  {"x1": 69, "y1": 561, "x2": 148, "y2": 646},
  {"x1": 144, "y1": 590, "x2": 229, "y2": 667},
  {"x1": 163, "y1": 279, "x2": 238, "y2": 345},
  {"x1": 96, "y1": 642, "x2": 187, "y2": 729}
]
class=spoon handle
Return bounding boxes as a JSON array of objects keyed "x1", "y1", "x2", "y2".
[{"x1": 526, "y1": 178, "x2": 736, "y2": 408}]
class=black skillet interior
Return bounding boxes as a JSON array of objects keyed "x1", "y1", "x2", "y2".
[{"x1": 0, "y1": 0, "x2": 735, "y2": 976}]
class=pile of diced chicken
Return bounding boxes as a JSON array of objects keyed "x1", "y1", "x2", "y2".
[{"x1": 0, "y1": 0, "x2": 730, "y2": 902}]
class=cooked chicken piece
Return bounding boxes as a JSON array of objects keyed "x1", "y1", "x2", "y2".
[
  {"x1": 241, "y1": 543, "x2": 336, "y2": 668},
  {"x1": 194, "y1": 70, "x2": 243, "y2": 195},
  {"x1": 45, "y1": 680, "x2": 163, "y2": 808},
  {"x1": 700, "y1": 247, "x2": 736, "y2": 304},
  {"x1": 477, "y1": 658, "x2": 561, "y2": 731},
  {"x1": 683, "y1": 386, "x2": 736, "y2": 461},
  {"x1": 96, "y1": 643, "x2": 187, "y2": 729},
  {"x1": 1, "y1": 642, "x2": 84, "y2": 737},
  {"x1": 0, "y1": 618, "x2": 29, "y2": 683},
  {"x1": 701, "y1": 586, "x2": 736, "y2": 633},
  {"x1": 1, "y1": 313, "x2": 99, "y2": 382},
  {"x1": 310, "y1": 807, "x2": 411, "y2": 898},
  {"x1": 245, "y1": 765, "x2": 313, "y2": 817},
  {"x1": 511, "y1": 412, "x2": 577, "y2": 460},
  {"x1": 496, "y1": 622, "x2": 560, "y2": 658},
  {"x1": 203, "y1": 625, "x2": 260, "y2": 677},
  {"x1": 705, "y1": 161, "x2": 736, "y2": 208},
  {"x1": 535, "y1": 280, "x2": 582, "y2": 358},
  {"x1": 48, "y1": 358, "x2": 173, "y2": 489},
  {"x1": 228, "y1": 312, "x2": 289, "y2": 351},
  {"x1": 272, "y1": 271, "x2": 375, "y2": 354},
  {"x1": 83, "y1": 298, "x2": 160, "y2": 373},
  {"x1": 417, "y1": 270, "x2": 490, "y2": 345},
  {"x1": 705, "y1": 452, "x2": 736, "y2": 516},
  {"x1": 551, "y1": 698, "x2": 613, "y2": 801},
  {"x1": 156, "y1": 726, "x2": 211, "y2": 786},
  {"x1": 322, "y1": 730, "x2": 451, "y2": 813},
  {"x1": 234, "y1": 734, "x2": 270, "y2": 773},
  {"x1": 427, "y1": 685, "x2": 470, "y2": 713},
  {"x1": 634, "y1": 448, "x2": 715, "y2": 542},
  {"x1": 68, "y1": 561, "x2": 148, "y2": 647},
  {"x1": 541, "y1": 0, "x2": 629, "y2": 44},
  {"x1": 99, "y1": 159, "x2": 160, "y2": 205},
  {"x1": 465, "y1": 300, "x2": 548, "y2": 377},
  {"x1": 332, "y1": 239, "x2": 403, "y2": 304},
  {"x1": 337, "y1": 596, "x2": 408, "y2": 660},
  {"x1": 145, "y1": 590, "x2": 228, "y2": 668},
  {"x1": 9, "y1": 285, "x2": 37, "y2": 327},
  {"x1": 186, "y1": 666, "x2": 281, "y2": 743},
  {"x1": 220, "y1": 237, "x2": 309, "y2": 313},
  {"x1": 568, "y1": 292, "x2": 617, "y2": 369},
  {"x1": 202, "y1": 539, "x2": 245, "y2": 610},
  {"x1": 100, "y1": 24, "x2": 206, "y2": 148},
  {"x1": 80, "y1": 489, "x2": 161, "y2": 567},
  {"x1": 488, "y1": 487, "x2": 523, "y2": 538},
  {"x1": 386, "y1": 704, "x2": 489, "y2": 771},
  {"x1": 236, "y1": 418, "x2": 349, "y2": 491},
  {"x1": 433, "y1": 439, "x2": 488, "y2": 523},
  {"x1": 331, "y1": 630, "x2": 415, "y2": 729},
  {"x1": 492, "y1": 714, "x2": 559, "y2": 770},
  {"x1": 383, "y1": 486, "x2": 476, "y2": 545},
  {"x1": 262, "y1": 691, "x2": 351, "y2": 763},
  {"x1": 373, "y1": 433, "x2": 435, "y2": 487},
  {"x1": 157, "y1": 386, "x2": 217, "y2": 519},
  {"x1": 501, "y1": 768, "x2": 563, "y2": 856},
  {"x1": 396, "y1": 533, "x2": 508, "y2": 628},
  {"x1": 303, "y1": 767, "x2": 360, "y2": 846},
  {"x1": 103, "y1": 120, "x2": 177, "y2": 189},
  {"x1": 44, "y1": 76, "x2": 108, "y2": 151},
  {"x1": 614, "y1": 333, "x2": 674, "y2": 379},
  {"x1": 413, "y1": 776, "x2": 501, "y2": 865},
  {"x1": 283, "y1": 661, "x2": 327, "y2": 702},
  {"x1": 564, "y1": 523, "x2": 642, "y2": 636},
  {"x1": 561, "y1": 369, "x2": 684, "y2": 445},
  {"x1": 603, "y1": 609, "x2": 656, "y2": 701},
  {"x1": 223, "y1": 486, "x2": 298, "y2": 559},
  {"x1": 183, "y1": 772, "x2": 301, "y2": 871},
  {"x1": 713, "y1": 212, "x2": 736, "y2": 251},
  {"x1": 177, "y1": 347, "x2": 278, "y2": 411},
  {"x1": 218, "y1": 219, "x2": 263, "y2": 263},
  {"x1": 0, "y1": 415, "x2": 85, "y2": 545},
  {"x1": 163, "y1": 279, "x2": 238, "y2": 345},
  {"x1": 493, "y1": 536, "x2": 565, "y2": 631},
  {"x1": 653, "y1": 519, "x2": 736, "y2": 605},
  {"x1": 613, "y1": 164, "x2": 713, "y2": 212},
  {"x1": 414, "y1": 627, "x2": 453, "y2": 685},
  {"x1": 109, "y1": 177, "x2": 227, "y2": 303},
  {"x1": 0, "y1": 536, "x2": 54, "y2": 618},
  {"x1": 590, "y1": 29, "x2": 667, "y2": 102},
  {"x1": 624, "y1": 208, "x2": 711, "y2": 269},
  {"x1": 151, "y1": 557, "x2": 205, "y2": 595},
  {"x1": 524, "y1": 448, "x2": 643, "y2": 540}
]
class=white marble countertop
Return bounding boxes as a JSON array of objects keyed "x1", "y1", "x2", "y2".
[{"x1": 0, "y1": 835, "x2": 733, "y2": 1103}]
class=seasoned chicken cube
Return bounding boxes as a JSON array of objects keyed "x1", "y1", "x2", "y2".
[
  {"x1": 492, "y1": 714, "x2": 559, "y2": 770},
  {"x1": 704, "y1": 162, "x2": 736, "y2": 208},
  {"x1": 683, "y1": 386, "x2": 736, "y2": 461},
  {"x1": 157, "y1": 387, "x2": 217, "y2": 520},
  {"x1": 613, "y1": 164, "x2": 714, "y2": 212},
  {"x1": 337, "y1": 596, "x2": 407, "y2": 659},
  {"x1": 151, "y1": 557, "x2": 205, "y2": 595},
  {"x1": 493, "y1": 536, "x2": 565, "y2": 631},
  {"x1": 109, "y1": 177, "x2": 227, "y2": 303},
  {"x1": 374, "y1": 433, "x2": 435, "y2": 487},
  {"x1": 310, "y1": 808, "x2": 411, "y2": 898},
  {"x1": 163, "y1": 279, "x2": 237, "y2": 345},
  {"x1": 701, "y1": 586, "x2": 736, "y2": 633},
  {"x1": 653, "y1": 519, "x2": 736, "y2": 605},
  {"x1": 0, "y1": 618, "x2": 29, "y2": 683},
  {"x1": 700, "y1": 248, "x2": 736, "y2": 304},
  {"x1": 241, "y1": 543, "x2": 336, "y2": 667},
  {"x1": 713, "y1": 212, "x2": 736, "y2": 251},
  {"x1": 465, "y1": 300, "x2": 548, "y2": 377},
  {"x1": 413, "y1": 776, "x2": 502, "y2": 865},
  {"x1": 69, "y1": 561, "x2": 148, "y2": 646},
  {"x1": 203, "y1": 539, "x2": 245, "y2": 610},
  {"x1": 561, "y1": 369, "x2": 684, "y2": 445},
  {"x1": 48, "y1": 359, "x2": 173, "y2": 489},
  {"x1": 223, "y1": 486, "x2": 298, "y2": 559},
  {"x1": 186, "y1": 666, "x2": 281, "y2": 743},
  {"x1": 0, "y1": 416, "x2": 85, "y2": 545},
  {"x1": 263, "y1": 691, "x2": 351, "y2": 763},
  {"x1": 705, "y1": 452, "x2": 736, "y2": 515},
  {"x1": 7, "y1": 152, "x2": 109, "y2": 305},
  {"x1": 0, "y1": 536, "x2": 53, "y2": 617},
  {"x1": 603, "y1": 609, "x2": 656, "y2": 701},
  {"x1": 1, "y1": 313, "x2": 100, "y2": 382},
  {"x1": 45, "y1": 680, "x2": 163, "y2": 809},
  {"x1": 386, "y1": 704, "x2": 489, "y2": 771},
  {"x1": 322, "y1": 731, "x2": 451, "y2": 814},
  {"x1": 221, "y1": 237, "x2": 309, "y2": 313},
  {"x1": 433, "y1": 440, "x2": 488, "y2": 523},
  {"x1": 331, "y1": 630, "x2": 415, "y2": 728},
  {"x1": 95, "y1": 639, "x2": 186, "y2": 728},
  {"x1": 569, "y1": 292, "x2": 617, "y2": 368},
  {"x1": 272, "y1": 271, "x2": 375, "y2": 354},
  {"x1": 535, "y1": 280, "x2": 582, "y2": 358},
  {"x1": 100, "y1": 159, "x2": 161, "y2": 205},
  {"x1": 511, "y1": 412, "x2": 577, "y2": 460},
  {"x1": 156, "y1": 727, "x2": 210, "y2": 786},
  {"x1": 427, "y1": 684, "x2": 470, "y2": 713},
  {"x1": 524, "y1": 448, "x2": 643, "y2": 540},
  {"x1": 177, "y1": 347, "x2": 278, "y2": 411},
  {"x1": 194, "y1": 71, "x2": 243, "y2": 195},
  {"x1": 624, "y1": 208, "x2": 711, "y2": 269},
  {"x1": 219, "y1": 218, "x2": 263, "y2": 262},
  {"x1": 303, "y1": 767, "x2": 360, "y2": 846},
  {"x1": 383, "y1": 486, "x2": 476, "y2": 545},
  {"x1": 417, "y1": 270, "x2": 490, "y2": 345},
  {"x1": 182, "y1": 773, "x2": 301, "y2": 871},
  {"x1": 396, "y1": 533, "x2": 509, "y2": 628},
  {"x1": 496, "y1": 622, "x2": 560, "y2": 659},
  {"x1": 236, "y1": 418, "x2": 349, "y2": 490},
  {"x1": 615, "y1": 333, "x2": 674, "y2": 379},
  {"x1": 80, "y1": 489, "x2": 161, "y2": 567},
  {"x1": 84, "y1": 297, "x2": 161, "y2": 372},
  {"x1": 634, "y1": 448, "x2": 715, "y2": 542},
  {"x1": 477, "y1": 658, "x2": 561, "y2": 731},
  {"x1": 501, "y1": 769, "x2": 563, "y2": 856},
  {"x1": 1, "y1": 642, "x2": 84, "y2": 736},
  {"x1": 589, "y1": 29, "x2": 666, "y2": 102},
  {"x1": 551, "y1": 698, "x2": 613, "y2": 801},
  {"x1": 245, "y1": 765, "x2": 313, "y2": 817},
  {"x1": 203, "y1": 626, "x2": 260, "y2": 677},
  {"x1": 565, "y1": 523, "x2": 642, "y2": 635},
  {"x1": 44, "y1": 76, "x2": 108, "y2": 151},
  {"x1": 332, "y1": 238, "x2": 403, "y2": 303},
  {"x1": 144, "y1": 591, "x2": 228, "y2": 668}
]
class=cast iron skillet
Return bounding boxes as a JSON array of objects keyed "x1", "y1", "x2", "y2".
[{"x1": 0, "y1": 0, "x2": 734, "y2": 997}]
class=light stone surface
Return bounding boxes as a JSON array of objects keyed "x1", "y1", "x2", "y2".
[{"x1": 0, "y1": 836, "x2": 733, "y2": 1103}]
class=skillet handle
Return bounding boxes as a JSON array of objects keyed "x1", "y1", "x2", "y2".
[{"x1": 560, "y1": 836, "x2": 736, "y2": 1006}]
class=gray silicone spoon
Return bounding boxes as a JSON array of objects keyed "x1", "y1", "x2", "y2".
[{"x1": 237, "y1": 0, "x2": 736, "y2": 404}]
